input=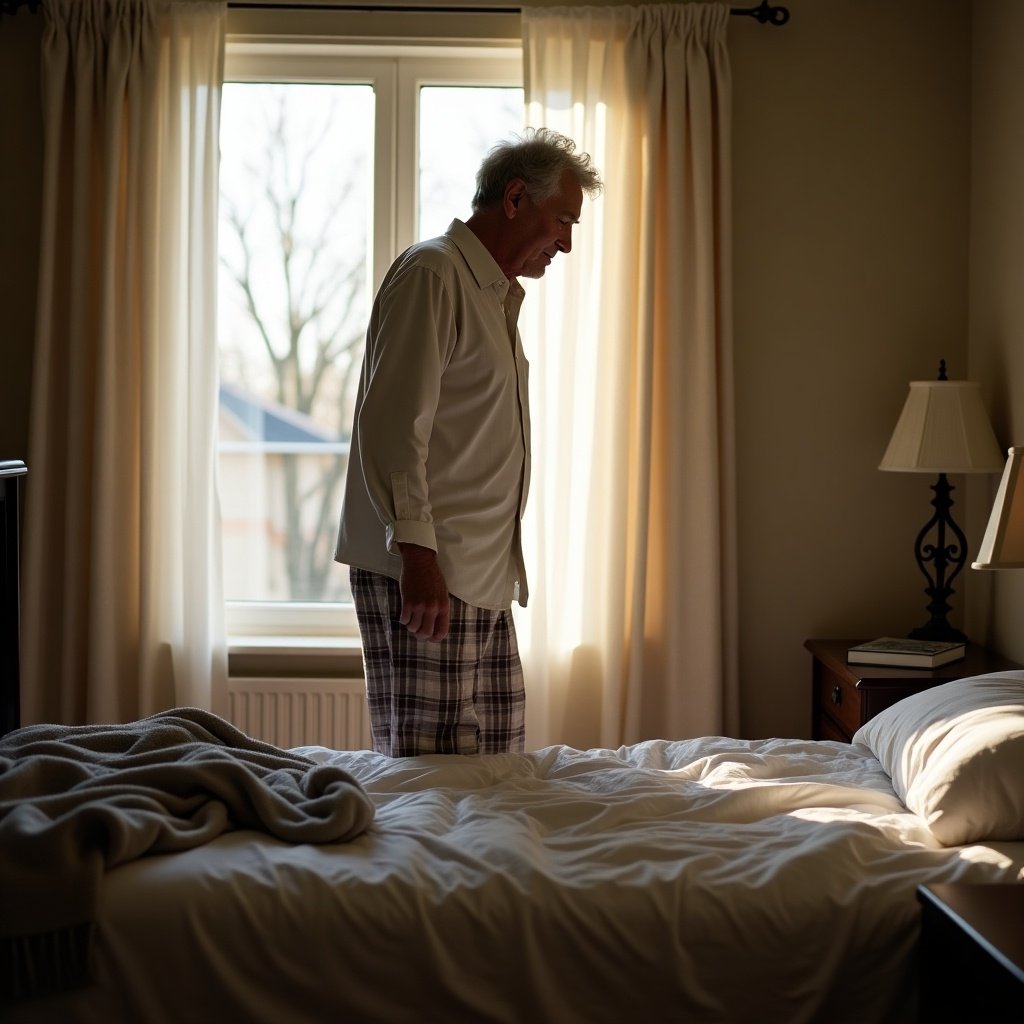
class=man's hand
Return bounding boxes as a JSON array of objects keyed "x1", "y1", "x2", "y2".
[{"x1": 397, "y1": 543, "x2": 451, "y2": 642}]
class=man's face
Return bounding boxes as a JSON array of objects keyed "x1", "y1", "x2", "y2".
[{"x1": 506, "y1": 169, "x2": 584, "y2": 280}]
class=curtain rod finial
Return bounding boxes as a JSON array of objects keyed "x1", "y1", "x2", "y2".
[{"x1": 731, "y1": 1, "x2": 790, "y2": 26}]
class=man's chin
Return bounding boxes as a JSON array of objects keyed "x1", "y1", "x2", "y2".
[{"x1": 520, "y1": 260, "x2": 550, "y2": 280}]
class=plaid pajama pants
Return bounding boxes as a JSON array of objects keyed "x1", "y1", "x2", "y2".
[{"x1": 350, "y1": 567, "x2": 526, "y2": 756}]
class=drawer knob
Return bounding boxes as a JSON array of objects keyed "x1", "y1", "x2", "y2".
[{"x1": 831, "y1": 684, "x2": 842, "y2": 706}]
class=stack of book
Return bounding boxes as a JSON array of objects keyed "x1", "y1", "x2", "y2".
[{"x1": 846, "y1": 637, "x2": 966, "y2": 668}]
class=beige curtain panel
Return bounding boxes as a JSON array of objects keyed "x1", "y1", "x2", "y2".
[
  {"x1": 519, "y1": 3, "x2": 739, "y2": 747},
  {"x1": 23, "y1": 0, "x2": 228, "y2": 725}
]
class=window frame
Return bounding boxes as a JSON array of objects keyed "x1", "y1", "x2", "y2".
[{"x1": 221, "y1": 38, "x2": 523, "y2": 645}]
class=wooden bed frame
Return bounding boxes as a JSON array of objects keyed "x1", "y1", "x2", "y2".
[{"x1": 1, "y1": 459, "x2": 26, "y2": 736}]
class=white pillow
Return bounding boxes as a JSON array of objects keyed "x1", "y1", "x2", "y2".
[{"x1": 853, "y1": 671, "x2": 1024, "y2": 846}]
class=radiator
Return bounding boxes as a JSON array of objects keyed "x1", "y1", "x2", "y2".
[{"x1": 228, "y1": 677, "x2": 372, "y2": 750}]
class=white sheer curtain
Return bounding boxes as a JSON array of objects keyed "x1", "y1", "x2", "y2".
[
  {"x1": 518, "y1": 3, "x2": 738, "y2": 749},
  {"x1": 22, "y1": 0, "x2": 227, "y2": 724}
]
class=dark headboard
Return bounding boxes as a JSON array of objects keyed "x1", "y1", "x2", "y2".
[{"x1": 1, "y1": 460, "x2": 26, "y2": 736}]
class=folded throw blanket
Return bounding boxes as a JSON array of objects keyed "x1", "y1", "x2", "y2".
[{"x1": 0, "y1": 707, "x2": 375, "y2": 1001}]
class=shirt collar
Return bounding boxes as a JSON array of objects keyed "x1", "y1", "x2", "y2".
[{"x1": 445, "y1": 218, "x2": 514, "y2": 299}]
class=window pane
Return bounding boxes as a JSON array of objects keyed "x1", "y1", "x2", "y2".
[
  {"x1": 417, "y1": 86, "x2": 524, "y2": 241},
  {"x1": 217, "y1": 82, "x2": 373, "y2": 603}
]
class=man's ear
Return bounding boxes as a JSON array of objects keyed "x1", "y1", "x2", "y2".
[{"x1": 503, "y1": 178, "x2": 528, "y2": 218}]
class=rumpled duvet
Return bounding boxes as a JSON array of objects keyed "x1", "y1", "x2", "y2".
[
  {"x1": 0, "y1": 707, "x2": 374, "y2": 1001},
  {"x1": 3, "y1": 735, "x2": 1024, "y2": 1024}
]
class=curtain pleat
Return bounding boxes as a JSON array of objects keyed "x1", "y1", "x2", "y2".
[
  {"x1": 520, "y1": 3, "x2": 738, "y2": 747},
  {"x1": 22, "y1": 0, "x2": 227, "y2": 724}
]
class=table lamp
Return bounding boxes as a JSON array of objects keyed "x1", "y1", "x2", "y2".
[
  {"x1": 879, "y1": 361, "x2": 1004, "y2": 643},
  {"x1": 971, "y1": 447, "x2": 1024, "y2": 570}
]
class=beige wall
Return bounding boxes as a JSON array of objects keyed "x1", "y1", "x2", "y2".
[
  {"x1": 967, "y1": 0, "x2": 1024, "y2": 664},
  {"x1": 3, "y1": 0, "x2": 1014, "y2": 739},
  {"x1": 731, "y1": 0, "x2": 974, "y2": 736}
]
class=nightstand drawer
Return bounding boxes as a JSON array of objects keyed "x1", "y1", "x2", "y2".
[
  {"x1": 815, "y1": 664, "x2": 861, "y2": 738},
  {"x1": 815, "y1": 712, "x2": 851, "y2": 744}
]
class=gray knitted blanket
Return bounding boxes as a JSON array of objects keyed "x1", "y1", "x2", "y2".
[{"x1": 0, "y1": 707, "x2": 375, "y2": 1001}]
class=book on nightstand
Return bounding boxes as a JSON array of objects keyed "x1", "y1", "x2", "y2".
[{"x1": 847, "y1": 637, "x2": 967, "y2": 668}]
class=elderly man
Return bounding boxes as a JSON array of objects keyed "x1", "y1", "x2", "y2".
[{"x1": 336, "y1": 128, "x2": 602, "y2": 756}]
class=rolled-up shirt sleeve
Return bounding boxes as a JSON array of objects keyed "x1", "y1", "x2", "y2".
[{"x1": 355, "y1": 264, "x2": 456, "y2": 555}]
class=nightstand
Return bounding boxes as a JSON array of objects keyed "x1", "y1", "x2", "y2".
[
  {"x1": 804, "y1": 639, "x2": 1019, "y2": 742},
  {"x1": 917, "y1": 883, "x2": 1024, "y2": 1022}
]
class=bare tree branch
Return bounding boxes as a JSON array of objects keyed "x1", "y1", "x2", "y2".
[{"x1": 221, "y1": 83, "x2": 372, "y2": 598}]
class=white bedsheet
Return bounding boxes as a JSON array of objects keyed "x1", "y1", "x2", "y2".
[{"x1": 10, "y1": 736, "x2": 1024, "y2": 1024}]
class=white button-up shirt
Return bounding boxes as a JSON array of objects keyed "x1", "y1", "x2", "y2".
[{"x1": 335, "y1": 220, "x2": 531, "y2": 610}]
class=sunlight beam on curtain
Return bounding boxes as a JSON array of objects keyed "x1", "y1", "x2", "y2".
[
  {"x1": 22, "y1": 0, "x2": 228, "y2": 724},
  {"x1": 518, "y1": 3, "x2": 739, "y2": 750}
]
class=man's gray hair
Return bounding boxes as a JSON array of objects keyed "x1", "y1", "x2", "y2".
[{"x1": 471, "y1": 127, "x2": 603, "y2": 211}]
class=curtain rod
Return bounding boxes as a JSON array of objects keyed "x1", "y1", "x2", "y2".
[
  {"x1": 1, "y1": 2, "x2": 790, "y2": 26},
  {"x1": 229, "y1": 2, "x2": 791, "y2": 24}
]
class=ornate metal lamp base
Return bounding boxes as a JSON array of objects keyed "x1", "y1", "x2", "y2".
[
  {"x1": 908, "y1": 472, "x2": 968, "y2": 645},
  {"x1": 909, "y1": 620, "x2": 968, "y2": 645}
]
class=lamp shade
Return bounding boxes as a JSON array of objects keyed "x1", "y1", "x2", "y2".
[
  {"x1": 879, "y1": 380, "x2": 1004, "y2": 474},
  {"x1": 972, "y1": 447, "x2": 1024, "y2": 569}
]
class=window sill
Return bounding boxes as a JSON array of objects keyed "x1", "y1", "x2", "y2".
[
  {"x1": 228, "y1": 635, "x2": 363, "y2": 678},
  {"x1": 228, "y1": 634, "x2": 361, "y2": 657}
]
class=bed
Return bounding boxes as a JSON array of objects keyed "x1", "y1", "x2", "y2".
[{"x1": 2, "y1": 669, "x2": 1023, "y2": 1024}]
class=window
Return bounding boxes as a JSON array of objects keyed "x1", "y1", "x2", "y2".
[{"x1": 217, "y1": 42, "x2": 523, "y2": 641}]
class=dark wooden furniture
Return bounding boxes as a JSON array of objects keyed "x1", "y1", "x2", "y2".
[
  {"x1": 917, "y1": 883, "x2": 1024, "y2": 1022},
  {"x1": 1, "y1": 459, "x2": 26, "y2": 736},
  {"x1": 804, "y1": 638, "x2": 1020, "y2": 742}
]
